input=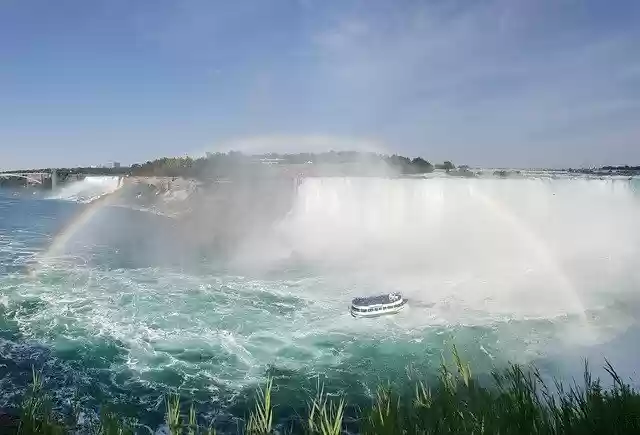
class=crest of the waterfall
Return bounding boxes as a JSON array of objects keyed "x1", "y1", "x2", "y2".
[
  {"x1": 48, "y1": 176, "x2": 124, "y2": 203},
  {"x1": 278, "y1": 177, "x2": 447, "y2": 260}
]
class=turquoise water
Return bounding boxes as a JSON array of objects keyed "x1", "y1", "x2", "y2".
[{"x1": 1, "y1": 176, "x2": 640, "y2": 431}]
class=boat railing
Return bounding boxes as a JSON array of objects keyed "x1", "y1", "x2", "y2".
[
  {"x1": 351, "y1": 299, "x2": 406, "y2": 313},
  {"x1": 351, "y1": 299, "x2": 405, "y2": 310}
]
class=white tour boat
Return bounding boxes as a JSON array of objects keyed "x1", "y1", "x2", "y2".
[{"x1": 350, "y1": 292, "x2": 408, "y2": 318}]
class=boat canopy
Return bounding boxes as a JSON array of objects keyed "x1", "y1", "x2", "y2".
[{"x1": 351, "y1": 292, "x2": 402, "y2": 307}]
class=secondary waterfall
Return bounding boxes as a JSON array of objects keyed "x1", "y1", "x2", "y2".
[{"x1": 48, "y1": 176, "x2": 124, "y2": 203}]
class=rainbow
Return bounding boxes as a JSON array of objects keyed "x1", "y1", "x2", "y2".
[
  {"x1": 467, "y1": 183, "x2": 587, "y2": 321},
  {"x1": 29, "y1": 186, "x2": 123, "y2": 277}
]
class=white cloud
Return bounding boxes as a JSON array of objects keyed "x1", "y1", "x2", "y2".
[
  {"x1": 124, "y1": 0, "x2": 640, "y2": 166},
  {"x1": 307, "y1": 0, "x2": 640, "y2": 166}
]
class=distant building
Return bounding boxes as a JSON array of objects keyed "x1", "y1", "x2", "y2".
[{"x1": 113, "y1": 162, "x2": 121, "y2": 168}]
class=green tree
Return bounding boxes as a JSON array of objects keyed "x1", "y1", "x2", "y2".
[
  {"x1": 436, "y1": 161, "x2": 455, "y2": 171},
  {"x1": 411, "y1": 157, "x2": 434, "y2": 173}
]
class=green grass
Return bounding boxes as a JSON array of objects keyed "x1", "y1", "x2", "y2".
[{"x1": 5, "y1": 348, "x2": 640, "y2": 434}]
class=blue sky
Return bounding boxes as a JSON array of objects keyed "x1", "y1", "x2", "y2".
[{"x1": 1, "y1": 0, "x2": 639, "y2": 169}]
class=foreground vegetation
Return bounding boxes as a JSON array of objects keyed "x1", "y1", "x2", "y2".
[{"x1": 5, "y1": 348, "x2": 640, "y2": 434}]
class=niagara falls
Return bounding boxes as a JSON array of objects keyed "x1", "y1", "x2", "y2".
[
  {"x1": 2, "y1": 165, "x2": 640, "y2": 432},
  {"x1": 3, "y1": 0, "x2": 640, "y2": 432}
]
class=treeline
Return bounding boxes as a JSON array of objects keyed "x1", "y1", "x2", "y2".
[
  {"x1": 601, "y1": 165, "x2": 640, "y2": 171},
  {"x1": 567, "y1": 165, "x2": 640, "y2": 175},
  {"x1": 126, "y1": 152, "x2": 454, "y2": 179},
  {"x1": 1, "y1": 152, "x2": 457, "y2": 180}
]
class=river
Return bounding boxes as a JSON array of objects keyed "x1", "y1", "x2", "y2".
[{"x1": 1, "y1": 174, "x2": 640, "y2": 431}]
